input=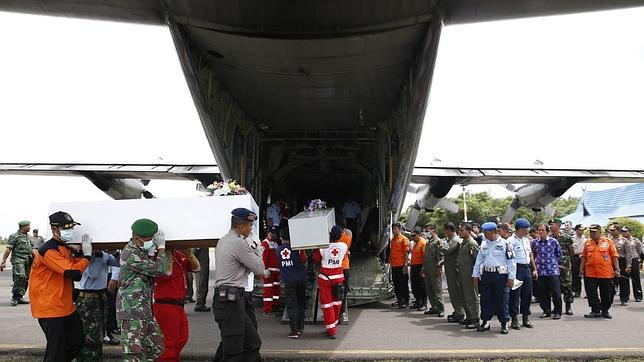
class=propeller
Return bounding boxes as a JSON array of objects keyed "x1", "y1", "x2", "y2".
[
  {"x1": 405, "y1": 184, "x2": 459, "y2": 229},
  {"x1": 501, "y1": 196, "x2": 521, "y2": 223}
]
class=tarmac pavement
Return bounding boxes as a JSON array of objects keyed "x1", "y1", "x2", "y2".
[{"x1": 1, "y1": 265, "x2": 644, "y2": 361}]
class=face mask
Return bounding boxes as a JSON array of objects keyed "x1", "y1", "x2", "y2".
[
  {"x1": 142, "y1": 240, "x2": 154, "y2": 251},
  {"x1": 59, "y1": 229, "x2": 74, "y2": 242}
]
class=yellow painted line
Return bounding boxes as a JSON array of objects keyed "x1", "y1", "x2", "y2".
[{"x1": 262, "y1": 347, "x2": 644, "y2": 355}]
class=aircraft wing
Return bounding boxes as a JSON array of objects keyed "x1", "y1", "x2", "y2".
[
  {"x1": 0, "y1": 163, "x2": 220, "y2": 183},
  {"x1": 412, "y1": 166, "x2": 644, "y2": 185},
  {"x1": 1, "y1": 0, "x2": 643, "y2": 25}
]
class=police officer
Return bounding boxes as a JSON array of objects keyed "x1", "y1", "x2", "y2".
[
  {"x1": 442, "y1": 222, "x2": 465, "y2": 323},
  {"x1": 213, "y1": 208, "x2": 267, "y2": 361},
  {"x1": 1, "y1": 220, "x2": 34, "y2": 306},
  {"x1": 507, "y1": 218, "x2": 538, "y2": 329},
  {"x1": 472, "y1": 222, "x2": 516, "y2": 334}
]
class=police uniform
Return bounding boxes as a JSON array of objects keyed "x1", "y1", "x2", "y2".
[
  {"x1": 611, "y1": 229, "x2": 633, "y2": 304},
  {"x1": 213, "y1": 208, "x2": 265, "y2": 362},
  {"x1": 507, "y1": 218, "x2": 534, "y2": 329},
  {"x1": 623, "y1": 227, "x2": 643, "y2": 301},
  {"x1": 472, "y1": 222, "x2": 516, "y2": 334},
  {"x1": 312, "y1": 226, "x2": 348, "y2": 338}
]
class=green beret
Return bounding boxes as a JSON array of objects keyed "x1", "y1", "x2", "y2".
[
  {"x1": 131, "y1": 218, "x2": 158, "y2": 238},
  {"x1": 18, "y1": 220, "x2": 30, "y2": 227}
]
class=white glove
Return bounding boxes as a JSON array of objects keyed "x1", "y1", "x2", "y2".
[
  {"x1": 148, "y1": 245, "x2": 157, "y2": 256},
  {"x1": 81, "y1": 234, "x2": 93, "y2": 257},
  {"x1": 153, "y1": 230, "x2": 166, "y2": 249},
  {"x1": 263, "y1": 269, "x2": 271, "y2": 278}
]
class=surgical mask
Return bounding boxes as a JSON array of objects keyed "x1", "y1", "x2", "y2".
[
  {"x1": 142, "y1": 240, "x2": 154, "y2": 251},
  {"x1": 59, "y1": 229, "x2": 74, "y2": 242}
]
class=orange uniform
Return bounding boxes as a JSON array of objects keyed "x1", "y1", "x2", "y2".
[
  {"x1": 339, "y1": 232, "x2": 352, "y2": 270},
  {"x1": 389, "y1": 235, "x2": 410, "y2": 267},
  {"x1": 411, "y1": 238, "x2": 427, "y2": 266},
  {"x1": 30, "y1": 240, "x2": 90, "y2": 318},
  {"x1": 582, "y1": 237, "x2": 618, "y2": 278}
]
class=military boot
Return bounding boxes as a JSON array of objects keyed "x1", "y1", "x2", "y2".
[
  {"x1": 522, "y1": 315, "x2": 533, "y2": 328},
  {"x1": 565, "y1": 302, "x2": 573, "y2": 315},
  {"x1": 500, "y1": 322, "x2": 509, "y2": 334},
  {"x1": 510, "y1": 316, "x2": 520, "y2": 330}
]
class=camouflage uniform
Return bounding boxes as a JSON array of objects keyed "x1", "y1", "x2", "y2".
[
  {"x1": 553, "y1": 232, "x2": 574, "y2": 305},
  {"x1": 7, "y1": 231, "x2": 33, "y2": 299},
  {"x1": 75, "y1": 293, "x2": 105, "y2": 361},
  {"x1": 116, "y1": 240, "x2": 169, "y2": 362}
]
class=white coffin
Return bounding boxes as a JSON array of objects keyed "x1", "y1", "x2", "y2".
[
  {"x1": 288, "y1": 208, "x2": 335, "y2": 250},
  {"x1": 48, "y1": 194, "x2": 259, "y2": 244}
]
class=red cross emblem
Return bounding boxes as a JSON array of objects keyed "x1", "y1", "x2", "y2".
[
  {"x1": 330, "y1": 247, "x2": 340, "y2": 257},
  {"x1": 281, "y1": 248, "x2": 291, "y2": 259}
]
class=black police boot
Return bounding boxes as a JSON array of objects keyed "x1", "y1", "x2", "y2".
[
  {"x1": 476, "y1": 320, "x2": 490, "y2": 332},
  {"x1": 522, "y1": 315, "x2": 533, "y2": 328},
  {"x1": 510, "y1": 316, "x2": 520, "y2": 330},
  {"x1": 565, "y1": 302, "x2": 573, "y2": 315},
  {"x1": 500, "y1": 322, "x2": 509, "y2": 334}
]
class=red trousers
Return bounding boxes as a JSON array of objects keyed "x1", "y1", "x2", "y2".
[
  {"x1": 318, "y1": 276, "x2": 344, "y2": 336},
  {"x1": 262, "y1": 271, "x2": 281, "y2": 313},
  {"x1": 153, "y1": 303, "x2": 189, "y2": 362}
]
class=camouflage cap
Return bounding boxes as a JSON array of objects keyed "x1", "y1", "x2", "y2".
[
  {"x1": 18, "y1": 220, "x2": 30, "y2": 227},
  {"x1": 131, "y1": 218, "x2": 158, "y2": 238}
]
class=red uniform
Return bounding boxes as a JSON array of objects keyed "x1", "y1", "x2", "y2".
[
  {"x1": 313, "y1": 242, "x2": 348, "y2": 337},
  {"x1": 153, "y1": 251, "x2": 191, "y2": 362},
  {"x1": 261, "y1": 238, "x2": 281, "y2": 313}
]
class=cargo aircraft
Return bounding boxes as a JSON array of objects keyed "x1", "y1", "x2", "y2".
[{"x1": 2, "y1": 0, "x2": 644, "y2": 304}]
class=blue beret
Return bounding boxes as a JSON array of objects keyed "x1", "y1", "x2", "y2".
[
  {"x1": 330, "y1": 225, "x2": 344, "y2": 241},
  {"x1": 515, "y1": 218, "x2": 531, "y2": 229},
  {"x1": 481, "y1": 222, "x2": 497, "y2": 232},
  {"x1": 232, "y1": 208, "x2": 257, "y2": 222}
]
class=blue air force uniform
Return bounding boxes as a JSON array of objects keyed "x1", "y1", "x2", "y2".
[
  {"x1": 472, "y1": 222, "x2": 516, "y2": 331},
  {"x1": 507, "y1": 218, "x2": 534, "y2": 325}
]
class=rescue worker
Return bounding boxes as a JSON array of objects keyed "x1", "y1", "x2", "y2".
[
  {"x1": 622, "y1": 227, "x2": 642, "y2": 302},
  {"x1": 422, "y1": 225, "x2": 444, "y2": 317},
  {"x1": 389, "y1": 223, "x2": 410, "y2": 308},
  {"x1": 29, "y1": 211, "x2": 92, "y2": 361},
  {"x1": 532, "y1": 224, "x2": 562, "y2": 319},
  {"x1": 472, "y1": 222, "x2": 516, "y2": 334},
  {"x1": 313, "y1": 226, "x2": 348, "y2": 339},
  {"x1": 549, "y1": 218, "x2": 575, "y2": 315},
  {"x1": 276, "y1": 226, "x2": 307, "y2": 338},
  {"x1": 580, "y1": 224, "x2": 619, "y2": 319},
  {"x1": 1, "y1": 220, "x2": 34, "y2": 306},
  {"x1": 339, "y1": 228, "x2": 352, "y2": 318},
  {"x1": 31, "y1": 229, "x2": 45, "y2": 250},
  {"x1": 116, "y1": 219, "x2": 170, "y2": 361},
  {"x1": 76, "y1": 250, "x2": 120, "y2": 361},
  {"x1": 457, "y1": 223, "x2": 480, "y2": 329},
  {"x1": 609, "y1": 224, "x2": 632, "y2": 305},
  {"x1": 409, "y1": 227, "x2": 427, "y2": 311},
  {"x1": 213, "y1": 208, "x2": 266, "y2": 361},
  {"x1": 193, "y1": 247, "x2": 211, "y2": 312},
  {"x1": 571, "y1": 224, "x2": 587, "y2": 298},
  {"x1": 442, "y1": 222, "x2": 465, "y2": 323},
  {"x1": 507, "y1": 218, "x2": 538, "y2": 329},
  {"x1": 261, "y1": 227, "x2": 281, "y2": 316},
  {"x1": 154, "y1": 248, "x2": 200, "y2": 361}
]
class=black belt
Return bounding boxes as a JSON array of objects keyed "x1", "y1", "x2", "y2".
[
  {"x1": 77, "y1": 289, "x2": 105, "y2": 294},
  {"x1": 215, "y1": 286, "x2": 245, "y2": 296},
  {"x1": 517, "y1": 263, "x2": 530, "y2": 268},
  {"x1": 155, "y1": 298, "x2": 185, "y2": 306}
]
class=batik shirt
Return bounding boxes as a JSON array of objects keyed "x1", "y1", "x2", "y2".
[{"x1": 531, "y1": 237, "x2": 561, "y2": 276}]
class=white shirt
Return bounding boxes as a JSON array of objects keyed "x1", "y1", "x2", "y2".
[
  {"x1": 572, "y1": 234, "x2": 587, "y2": 255},
  {"x1": 507, "y1": 234, "x2": 532, "y2": 265},
  {"x1": 266, "y1": 204, "x2": 281, "y2": 227},
  {"x1": 342, "y1": 201, "x2": 361, "y2": 219}
]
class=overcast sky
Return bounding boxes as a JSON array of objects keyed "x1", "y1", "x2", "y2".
[{"x1": 1, "y1": 7, "x2": 643, "y2": 237}]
